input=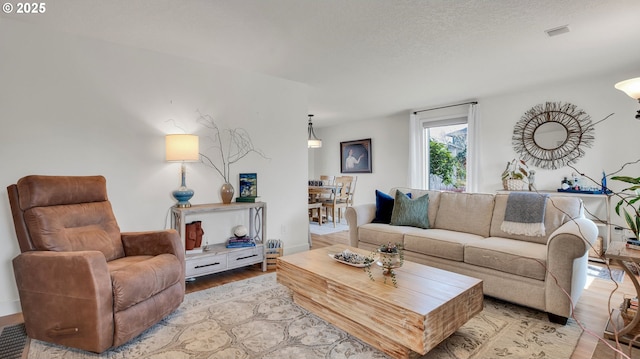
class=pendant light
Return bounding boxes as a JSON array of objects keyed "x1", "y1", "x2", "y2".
[{"x1": 307, "y1": 114, "x2": 322, "y2": 148}]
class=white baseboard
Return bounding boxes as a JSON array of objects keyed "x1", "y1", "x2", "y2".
[{"x1": 285, "y1": 243, "x2": 310, "y2": 255}]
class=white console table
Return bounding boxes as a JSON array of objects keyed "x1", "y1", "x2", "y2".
[{"x1": 171, "y1": 202, "x2": 267, "y2": 279}]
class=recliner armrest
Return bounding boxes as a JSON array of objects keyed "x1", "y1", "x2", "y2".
[
  {"x1": 13, "y1": 250, "x2": 115, "y2": 353},
  {"x1": 121, "y1": 229, "x2": 184, "y2": 263},
  {"x1": 14, "y1": 250, "x2": 112, "y2": 295}
]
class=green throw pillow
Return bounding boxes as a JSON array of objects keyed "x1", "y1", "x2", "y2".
[{"x1": 390, "y1": 191, "x2": 429, "y2": 229}]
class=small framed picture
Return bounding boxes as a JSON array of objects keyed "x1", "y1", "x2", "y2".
[
  {"x1": 340, "y1": 138, "x2": 372, "y2": 173},
  {"x1": 239, "y1": 173, "x2": 258, "y2": 197}
]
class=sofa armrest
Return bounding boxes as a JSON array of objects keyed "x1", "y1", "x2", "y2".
[
  {"x1": 13, "y1": 251, "x2": 115, "y2": 352},
  {"x1": 121, "y1": 229, "x2": 185, "y2": 264},
  {"x1": 345, "y1": 204, "x2": 376, "y2": 247},
  {"x1": 544, "y1": 217, "x2": 598, "y2": 318}
]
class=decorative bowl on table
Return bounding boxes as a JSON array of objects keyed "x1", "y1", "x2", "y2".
[{"x1": 329, "y1": 249, "x2": 374, "y2": 268}]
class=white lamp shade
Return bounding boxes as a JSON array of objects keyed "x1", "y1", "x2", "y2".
[
  {"x1": 615, "y1": 77, "x2": 640, "y2": 99},
  {"x1": 308, "y1": 139, "x2": 322, "y2": 148},
  {"x1": 165, "y1": 134, "x2": 199, "y2": 162}
]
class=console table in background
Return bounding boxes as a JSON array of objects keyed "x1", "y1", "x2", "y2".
[{"x1": 171, "y1": 202, "x2": 267, "y2": 280}]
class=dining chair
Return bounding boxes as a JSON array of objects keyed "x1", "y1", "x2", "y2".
[
  {"x1": 348, "y1": 176, "x2": 358, "y2": 207},
  {"x1": 322, "y1": 176, "x2": 352, "y2": 227},
  {"x1": 320, "y1": 175, "x2": 336, "y2": 186},
  {"x1": 308, "y1": 187, "x2": 325, "y2": 226}
]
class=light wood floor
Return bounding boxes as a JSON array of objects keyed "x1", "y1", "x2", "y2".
[{"x1": 0, "y1": 230, "x2": 634, "y2": 359}]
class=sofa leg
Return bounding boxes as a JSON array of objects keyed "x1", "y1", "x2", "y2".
[{"x1": 547, "y1": 313, "x2": 568, "y2": 325}]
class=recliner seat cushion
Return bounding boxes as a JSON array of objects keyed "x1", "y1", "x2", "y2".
[
  {"x1": 109, "y1": 254, "x2": 183, "y2": 312},
  {"x1": 464, "y1": 237, "x2": 547, "y2": 281}
]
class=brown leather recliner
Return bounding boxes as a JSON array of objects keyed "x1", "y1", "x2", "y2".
[{"x1": 7, "y1": 175, "x2": 185, "y2": 353}]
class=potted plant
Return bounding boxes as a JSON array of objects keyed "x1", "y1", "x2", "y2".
[
  {"x1": 611, "y1": 175, "x2": 640, "y2": 240},
  {"x1": 501, "y1": 159, "x2": 529, "y2": 191},
  {"x1": 365, "y1": 242, "x2": 404, "y2": 286}
]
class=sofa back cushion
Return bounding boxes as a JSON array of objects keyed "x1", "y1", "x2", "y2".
[
  {"x1": 490, "y1": 193, "x2": 582, "y2": 244},
  {"x1": 434, "y1": 192, "x2": 495, "y2": 237},
  {"x1": 390, "y1": 190, "x2": 430, "y2": 228},
  {"x1": 373, "y1": 189, "x2": 411, "y2": 224},
  {"x1": 390, "y1": 188, "x2": 441, "y2": 228},
  {"x1": 17, "y1": 175, "x2": 125, "y2": 261}
]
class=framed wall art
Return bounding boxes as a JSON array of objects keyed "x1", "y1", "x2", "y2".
[
  {"x1": 238, "y1": 173, "x2": 258, "y2": 197},
  {"x1": 340, "y1": 138, "x2": 372, "y2": 173}
]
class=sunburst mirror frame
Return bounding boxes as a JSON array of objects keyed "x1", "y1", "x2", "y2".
[{"x1": 512, "y1": 101, "x2": 594, "y2": 170}]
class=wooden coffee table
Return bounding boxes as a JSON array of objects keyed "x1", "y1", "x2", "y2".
[{"x1": 277, "y1": 244, "x2": 483, "y2": 359}]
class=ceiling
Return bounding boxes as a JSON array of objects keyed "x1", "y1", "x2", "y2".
[{"x1": 4, "y1": 0, "x2": 640, "y2": 126}]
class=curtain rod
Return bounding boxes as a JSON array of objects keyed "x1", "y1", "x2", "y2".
[{"x1": 413, "y1": 101, "x2": 478, "y2": 115}]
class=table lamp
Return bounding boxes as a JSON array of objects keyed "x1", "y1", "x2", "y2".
[{"x1": 166, "y1": 134, "x2": 199, "y2": 207}]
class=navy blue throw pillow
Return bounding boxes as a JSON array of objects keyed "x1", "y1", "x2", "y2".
[{"x1": 372, "y1": 190, "x2": 411, "y2": 224}]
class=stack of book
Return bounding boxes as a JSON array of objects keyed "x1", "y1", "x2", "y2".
[
  {"x1": 226, "y1": 236, "x2": 256, "y2": 248},
  {"x1": 236, "y1": 196, "x2": 261, "y2": 203},
  {"x1": 626, "y1": 238, "x2": 640, "y2": 250}
]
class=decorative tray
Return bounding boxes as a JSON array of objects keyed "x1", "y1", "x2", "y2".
[{"x1": 328, "y1": 250, "x2": 373, "y2": 268}]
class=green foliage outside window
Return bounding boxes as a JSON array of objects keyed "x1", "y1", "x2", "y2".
[{"x1": 429, "y1": 140, "x2": 456, "y2": 185}]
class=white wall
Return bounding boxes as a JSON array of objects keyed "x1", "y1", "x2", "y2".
[
  {"x1": 316, "y1": 69, "x2": 640, "y2": 229},
  {"x1": 309, "y1": 114, "x2": 410, "y2": 205},
  {"x1": 0, "y1": 20, "x2": 310, "y2": 316}
]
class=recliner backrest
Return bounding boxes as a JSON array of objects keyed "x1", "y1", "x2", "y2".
[{"x1": 11, "y1": 175, "x2": 124, "y2": 260}]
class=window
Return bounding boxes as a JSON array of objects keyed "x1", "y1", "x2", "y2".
[
  {"x1": 409, "y1": 103, "x2": 478, "y2": 192},
  {"x1": 425, "y1": 120, "x2": 467, "y2": 191}
]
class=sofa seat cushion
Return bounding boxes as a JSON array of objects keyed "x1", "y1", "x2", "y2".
[
  {"x1": 109, "y1": 254, "x2": 182, "y2": 312},
  {"x1": 464, "y1": 237, "x2": 547, "y2": 281},
  {"x1": 358, "y1": 223, "x2": 423, "y2": 247},
  {"x1": 404, "y1": 229, "x2": 484, "y2": 262}
]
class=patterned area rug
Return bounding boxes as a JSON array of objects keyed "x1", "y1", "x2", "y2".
[{"x1": 27, "y1": 273, "x2": 582, "y2": 359}]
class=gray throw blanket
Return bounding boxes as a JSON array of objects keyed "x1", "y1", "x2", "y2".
[{"x1": 500, "y1": 192, "x2": 549, "y2": 236}]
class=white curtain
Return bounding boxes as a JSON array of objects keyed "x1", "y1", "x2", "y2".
[
  {"x1": 408, "y1": 113, "x2": 423, "y2": 188},
  {"x1": 466, "y1": 103, "x2": 480, "y2": 192}
]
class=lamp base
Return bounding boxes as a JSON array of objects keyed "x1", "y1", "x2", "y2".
[{"x1": 173, "y1": 187, "x2": 194, "y2": 208}]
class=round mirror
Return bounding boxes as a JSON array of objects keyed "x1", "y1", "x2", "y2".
[
  {"x1": 533, "y1": 122, "x2": 568, "y2": 150},
  {"x1": 512, "y1": 102, "x2": 594, "y2": 170}
]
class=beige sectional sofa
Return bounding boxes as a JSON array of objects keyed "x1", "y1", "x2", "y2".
[{"x1": 345, "y1": 188, "x2": 598, "y2": 323}]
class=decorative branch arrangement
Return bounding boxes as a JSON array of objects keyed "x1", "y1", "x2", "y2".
[{"x1": 197, "y1": 113, "x2": 269, "y2": 184}]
